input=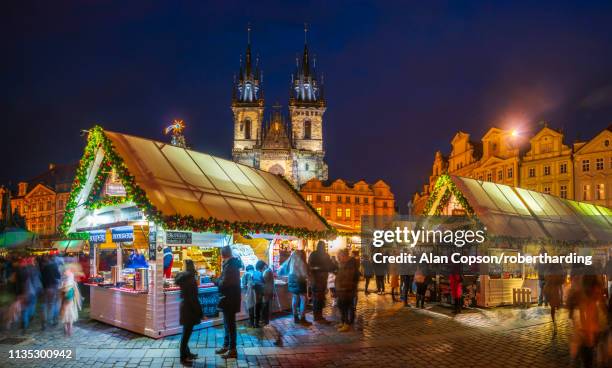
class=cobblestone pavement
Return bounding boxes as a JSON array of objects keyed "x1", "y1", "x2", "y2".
[{"x1": 0, "y1": 290, "x2": 575, "y2": 368}]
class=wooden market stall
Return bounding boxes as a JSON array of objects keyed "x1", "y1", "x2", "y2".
[
  {"x1": 59, "y1": 126, "x2": 333, "y2": 338},
  {"x1": 424, "y1": 174, "x2": 612, "y2": 307}
]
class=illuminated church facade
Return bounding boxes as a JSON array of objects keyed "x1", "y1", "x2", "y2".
[{"x1": 231, "y1": 31, "x2": 328, "y2": 187}]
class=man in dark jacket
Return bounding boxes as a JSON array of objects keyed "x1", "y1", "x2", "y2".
[
  {"x1": 175, "y1": 259, "x2": 203, "y2": 365},
  {"x1": 40, "y1": 255, "x2": 61, "y2": 328},
  {"x1": 308, "y1": 241, "x2": 335, "y2": 323},
  {"x1": 335, "y1": 249, "x2": 360, "y2": 332},
  {"x1": 216, "y1": 246, "x2": 242, "y2": 359}
]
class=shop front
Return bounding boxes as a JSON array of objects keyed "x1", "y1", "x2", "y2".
[{"x1": 60, "y1": 127, "x2": 333, "y2": 337}]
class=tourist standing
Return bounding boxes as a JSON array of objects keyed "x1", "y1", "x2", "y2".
[
  {"x1": 60, "y1": 269, "x2": 82, "y2": 337},
  {"x1": 308, "y1": 241, "x2": 335, "y2": 323},
  {"x1": 216, "y1": 246, "x2": 242, "y2": 359},
  {"x1": 279, "y1": 249, "x2": 310, "y2": 325},
  {"x1": 241, "y1": 265, "x2": 259, "y2": 328},
  {"x1": 543, "y1": 263, "x2": 565, "y2": 329},
  {"x1": 335, "y1": 249, "x2": 360, "y2": 332},
  {"x1": 605, "y1": 255, "x2": 612, "y2": 297},
  {"x1": 256, "y1": 261, "x2": 274, "y2": 326},
  {"x1": 175, "y1": 259, "x2": 203, "y2": 365},
  {"x1": 361, "y1": 254, "x2": 373, "y2": 295},
  {"x1": 41, "y1": 255, "x2": 61, "y2": 329},
  {"x1": 414, "y1": 268, "x2": 428, "y2": 309},
  {"x1": 449, "y1": 267, "x2": 463, "y2": 314},
  {"x1": 373, "y1": 251, "x2": 387, "y2": 295},
  {"x1": 537, "y1": 247, "x2": 548, "y2": 306}
]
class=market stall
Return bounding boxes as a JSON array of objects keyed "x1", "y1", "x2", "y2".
[
  {"x1": 423, "y1": 174, "x2": 612, "y2": 307},
  {"x1": 59, "y1": 126, "x2": 333, "y2": 337}
]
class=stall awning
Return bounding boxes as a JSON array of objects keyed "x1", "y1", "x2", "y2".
[
  {"x1": 0, "y1": 228, "x2": 37, "y2": 249},
  {"x1": 427, "y1": 175, "x2": 612, "y2": 242},
  {"x1": 52, "y1": 240, "x2": 87, "y2": 253}
]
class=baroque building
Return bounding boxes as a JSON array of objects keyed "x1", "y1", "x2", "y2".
[
  {"x1": 413, "y1": 123, "x2": 612, "y2": 213},
  {"x1": 231, "y1": 31, "x2": 328, "y2": 186}
]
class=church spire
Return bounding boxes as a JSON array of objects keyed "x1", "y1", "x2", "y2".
[
  {"x1": 233, "y1": 23, "x2": 263, "y2": 105},
  {"x1": 290, "y1": 24, "x2": 324, "y2": 106}
]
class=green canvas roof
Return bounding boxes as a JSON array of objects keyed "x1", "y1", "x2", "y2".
[{"x1": 0, "y1": 228, "x2": 37, "y2": 249}]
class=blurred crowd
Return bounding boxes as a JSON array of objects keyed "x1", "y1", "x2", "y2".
[{"x1": 0, "y1": 254, "x2": 83, "y2": 336}]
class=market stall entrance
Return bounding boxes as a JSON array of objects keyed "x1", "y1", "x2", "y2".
[{"x1": 60, "y1": 126, "x2": 333, "y2": 338}]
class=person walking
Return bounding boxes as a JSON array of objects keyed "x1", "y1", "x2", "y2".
[
  {"x1": 241, "y1": 265, "x2": 260, "y2": 328},
  {"x1": 543, "y1": 263, "x2": 565, "y2": 330},
  {"x1": 335, "y1": 249, "x2": 360, "y2": 332},
  {"x1": 390, "y1": 267, "x2": 400, "y2": 302},
  {"x1": 216, "y1": 246, "x2": 242, "y2": 359},
  {"x1": 175, "y1": 259, "x2": 203, "y2": 365},
  {"x1": 308, "y1": 241, "x2": 335, "y2": 324},
  {"x1": 279, "y1": 249, "x2": 310, "y2": 325},
  {"x1": 449, "y1": 267, "x2": 463, "y2": 314},
  {"x1": 605, "y1": 255, "x2": 612, "y2": 297},
  {"x1": 256, "y1": 261, "x2": 274, "y2": 326},
  {"x1": 537, "y1": 247, "x2": 548, "y2": 306},
  {"x1": 361, "y1": 255, "x2": 373, "y2": 295},
  {"x1": 373, "y1": 252, "x2": 387, "y2": 295},
  {"x1": 414, "y1": 268, "x2": 428, "y2": 309},
  {"x1": 59, "y1": 269, "x2": 82, "y2": 337},
  {"x1": 40, "y1": 255, "x2": 61, "y2": 329}
]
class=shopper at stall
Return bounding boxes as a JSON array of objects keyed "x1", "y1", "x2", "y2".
[
  {"x1": 414, "y1": 267, "x2": 428, "y2": 309},
  {"x1": 175, "y1": 259, "x2": 203, "y2": 365},
  {"x1": 449, "y1": 266, "x2": 463, "y2": 314},
  {"x1": 279, "y1": 249, "x2": 310, "y2": 325},
  {"x1": 361, "y1": 254, "x2": 373, "y2": 295},
  {"x1": 544, "y1": 262, "x2": 565, "y2": 329},
  {"x1": 241, "y1": 265, "x2": 260, "y2": 328},
  {"x1": 40, "y1": 255, "x2": 62, "y2": 329},
  {"x1": 256, "y1": 260, "x2": 274, "y2": 326},
  {"x1": 373, "y1": 250, "x2": 387, "y2": 295},
  {"x1": 308, "y1": 241, "x2": 335, "y2": 323},
  {"x1": 60, "y1": 269, "x2": 82, "y2": 337},
  {"x1": 216, "y1": 245, "x2": 242, "y2": 359},
  {"x1": 163, "y1": 246, "x2": 173, "y2": 279},
  {"x1": 335, "y1": 249, "x2": 360, "y2": 332}
]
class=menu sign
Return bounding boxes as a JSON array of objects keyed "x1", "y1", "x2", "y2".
[
  {"x1": 166, "y1": 231, "x2": 192, "y2": 245},
  {"x1": 111, "y1": 226, "x2": 134, "y2": 242},
  {"x1": 89, "y1": 230, "x2": 106, "y2": 244}
]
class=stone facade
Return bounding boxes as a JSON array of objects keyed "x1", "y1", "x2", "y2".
[
  {"x1": 231, "y1": 36, "x2": 328, "y2": 187},
  {"x1": 413, "y1": 124, "x2": 612, "y2": 213}
]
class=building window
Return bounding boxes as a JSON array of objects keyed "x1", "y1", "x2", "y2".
[
  {"x1": 336, "y1": 208, "x2": 343, "y2": 219},
  {"x1": 583, "y1": 184, "x2": 591, "y2": 201},
  {"x1": 47, "y1": 201, "x2": 52, "y2": 210},
  {"x1": 337, "y1": 196, "x2": 342, "y2": 203},
  {"x1": 305, "y1": 163, "x2": 310, "y2": 171},
  {"x1": 345, "y1": 208, "x2": 351, "y2": 219},
  {"x1": 596, "y1": 184, "x2": 605, "y2": 200},
  {"x1": 325, "y1": 208, "x2": 331, "y2": 217},
  {"x1": 244, "y1": 119, "x2": 252, "y2": 140},
  {"x1": 345, "y1": 196, "x2": 351, "y2": 203},
  {"x1": 560, "y1": 163, "x2": 567, "y2": 174},
  {"x1": 544, "y1": 166, "x2": 551, "y2": 176},
  {"x1": 596, "y1": 158, "x2": 604, "y2": 170},
  {"x1": 383, "y1": 202, "x2": 388, "y2": 208},
  {"x1": 582, "y1": 159, "x2": 590, "y2": 172},
  {"x1": 497, "y1": 170, "x2": 503, "y2": 181},
  {"x1": 324, "y1": 195, "x2": 330, "y2": 202},
  {"x1": 486, "y1": 172, "x2": 492, "y2": 182},
  {"x1": 355, "y1": 209, "x2": 361, "y2": 218},
  {"x1": 306, "y1": 194, "x2": 312, "y2": 202},
  {"x1": 316, "y1": 207, "x2": 322, "y2": 215},
  {"x1": 560, "y1": 185, "x2": 567, "y2": 199},
  {"x1": 304, "y1": 120, "x2": 312, "y2": 139},
  {"x1": 507, "y1": 167, "x2": 513, "y2": 179},
  {"x1": 528, "y1": 167, "x2": 536, "y2": 178},
  {"x1": 316, "y1": 195, "x2": 322, "y2": 202},
  {"x1": 355, "y1": 197, "x2": 360, "y2": 204},
  {"x1": 364, "y1": 198, "x2": 369, "y2": 204},
  {"x1": 543, "y1": 186, "x2": 551, "y2": 195}
]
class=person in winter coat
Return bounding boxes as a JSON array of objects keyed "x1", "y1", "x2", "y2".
[
  {"x1": 361, "y1": 255, "x2": 374, "y2": 295},
  {"x1": 606, "y1": 255, "x2": 612, "y2": 297},
  {"x1": 373, "y1": 251, "x2": 388, "y2": 295},
  {"x1": 241, "y1": 265, "x2": 262, "y2": 328},
  {"x1": 216, "y1": 246, "x2": 242, "y2": 359},
  {"x1": 543, "y1": 263, "x2": 565, "y2": 328},
  {"x1": 279, "y1": 249, "x2": 310, "y2": 325},
  {"x1": 537, "y1": 247, "x2": 549, "y2": 306},
  {"x1": 328, "y1": 268, "x2": 337, "y2": 307},
  {"x1": 308, "y1": 241, "x2": 335, "y2": 323},
  {"x1": 449, "y1": 268, "x2": 463, "y2": 314},
  {"x1": 414, "y1": 268, "x2": 428, "y2": 309},
  {"x1": 335, "y1": 249, "x2": 360, "y2": 332},
  {"x1": 175, "y1": 259, "x2": 203, "y2": 365},
  {"x1": 60, "y1": 269, "x2": 82, "y2": 337},
  {"x1": 40, "y1": 255, "x2": 61, "y2": 328},
  {"x1": 256, "y1": 261, "x2": 275, "y2": 326}
]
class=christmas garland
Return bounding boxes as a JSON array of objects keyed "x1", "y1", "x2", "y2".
[
  {"x1": 59, "y1": 126, "x2": 335, "y2": 239},
  {"x1": 421, "y1": 174, "x2": 475, "y2": 216}
]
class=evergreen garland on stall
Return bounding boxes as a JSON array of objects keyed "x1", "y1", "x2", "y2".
[
  {"x1": 421, "y1": 174, "x2": 475, "y2": 216},
  {"x1": 59, "y1": 126, "x2": 336, "y2": 239}
]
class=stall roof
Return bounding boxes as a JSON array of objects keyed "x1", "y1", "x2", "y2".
[
  {"x1": 429, "y1": 175, "x2": 612, "y2": 242},
  {"x1": 51, "y1": 240, "x2": 87, "y2": 253},
  {"x1": 0, "y1": 228, "x2": 37, "y2": 249},
  {"x1": 98, "y1": 130, "x2": 328, "y2": 233}
]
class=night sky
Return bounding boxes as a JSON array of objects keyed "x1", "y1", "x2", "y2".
[{"x1": 3, "y1": 1, "x2": 612, "y2": 210}]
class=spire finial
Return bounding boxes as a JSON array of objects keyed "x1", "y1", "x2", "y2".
[
  {"x1": 304, "y1": 22, "x2": 308, "y2": 44},
  {"x1": 247, "y1": 22, "x2": 252, "y2": 45}
]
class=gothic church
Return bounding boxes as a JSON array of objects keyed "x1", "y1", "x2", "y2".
[{"x1": 231, "y1": 30, "x2": 328, "y2": 187}]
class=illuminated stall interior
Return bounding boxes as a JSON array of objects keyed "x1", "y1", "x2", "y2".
[{"x1": 425, "y1": 174, "x2": 612, "y2": 307}]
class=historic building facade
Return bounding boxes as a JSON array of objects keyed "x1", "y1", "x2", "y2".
[
  {"x1": 231, "y1": 33, "x2": 328, "y2": 187},
  {"x1": 413, "y1": 124, "x2": 612, "y2": 213},
  {"x1": 300, "y1": 178, "x2": 395, "y2": 232},
  {"x1": 8, "y1": 163, "x2": 76, "y2": 235}
]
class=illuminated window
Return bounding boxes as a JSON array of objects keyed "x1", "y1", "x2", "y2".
[
  {"x1": 544, "y1": 166, "x2": 551, "y2": 176},
  {"x1": 345, "y1": 208, "x2": 351, "y2": 219},
  {"x1": 528, "y1": 167, "x2": 536, "y2": 178},
  {"x1": 596, "y1": 158, "x2": 604, "y2": 170},
  {"x1": 596, "y1": 184, "x2": 605, "y2": 200},
  {"x1": 336, "y1": 208, "x2": 343, "y2": 219},
  {"x1": 306, "y1": 194, "x2": 313, "y2": 202},
  {"x1": 486, "y1": 172, "x2": 492, "y2": 182},
  {"x1": 316, "y1": 207, "x2": 322, "y2": 215},
  {"x1": 560, "y1": 185, "x2": 567, "y2": 199},
  {"x1": 583, "y1": 184, "x2": 591, "y2": 201},
  {"x1": 324, "y1": 195, "x2": 330, "y2": 202},
  {"x1": 507, "y1": 167, "x2": 513, "y2": 178},
  {"x1": 560, "y1": 163, "x2": 567, "y2": 174},
  {"x1": 582, "y1": 160, "x2": 590, "y2": 172}
]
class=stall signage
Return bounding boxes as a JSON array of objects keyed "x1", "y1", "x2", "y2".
[
  {"x1": 111, "y1": 226, "x2": 134, "y2": 242},
  {"x1": 89, "y1": 230, "x2": 106, "y2": 244},
  {"x1": 166, "y1": 231, "x2": 192, "y2": 244},
  {"x1": 148, "y1": 231, "x2": 157, "y2": 261}
]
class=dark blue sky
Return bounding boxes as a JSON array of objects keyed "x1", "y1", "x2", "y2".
[{"x1": 3, "y1": 1, "x2": 612, "y2": 210}]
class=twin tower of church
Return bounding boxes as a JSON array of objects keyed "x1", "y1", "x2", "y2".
[{"x1": 231, "y1": 29, "x2": 328, "y2": 187}]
